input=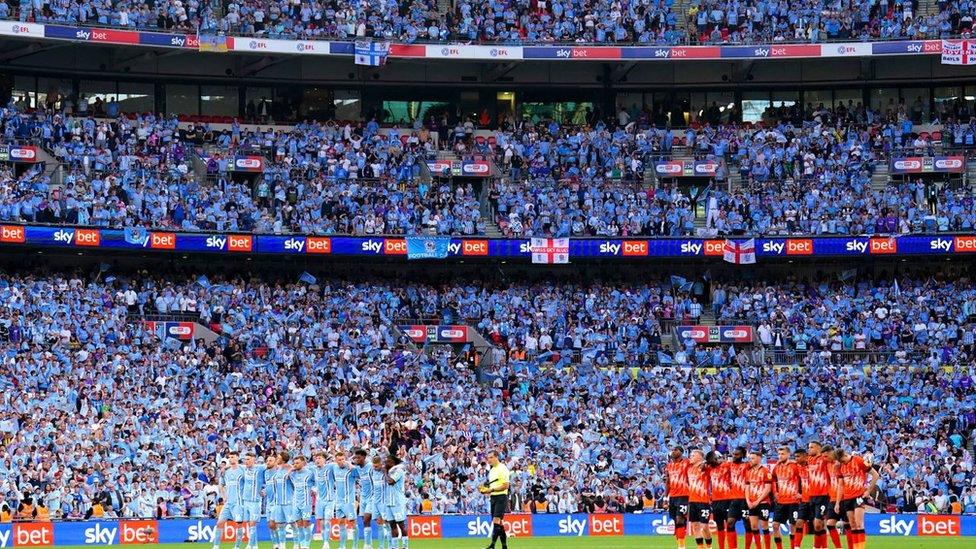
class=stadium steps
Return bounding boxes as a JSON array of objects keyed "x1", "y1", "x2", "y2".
[
  {"x1": 871, "y1": 164, "x2": 890, "y2": 192},
  {"x1": 436, "y1": 0, "x2": 453, "y2": 16},
  {"x1": 697, "y1": 309, "x2": 717, "y2": 326},
  {"x1": 920, "y1": 0, "x2": 939, "y2": 17},
  {"x1": 967, "y1": 160, "x2": 976, "y2": 187},
  {"x1": 34, "y1": 145, "x2": 63, "y2": 184}
]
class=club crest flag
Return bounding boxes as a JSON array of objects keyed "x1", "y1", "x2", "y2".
[
  {"x1": 355, "y1": 40, "x2": 390, "y2": 66},
  {"x1": 530, "y1": 238, "x2": 569, "y2": 264},
  {"x1": 406, "y1": 236, "x2": 450, "y2": 259}
]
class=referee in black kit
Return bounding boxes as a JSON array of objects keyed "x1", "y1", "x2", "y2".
[{"x1": 479, "y1": 450, "x2": 511, "y2": 549}]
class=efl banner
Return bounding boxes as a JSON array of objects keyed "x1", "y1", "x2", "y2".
[
  {"x1": 426, "y1": 160, "x2": 491, "y2": 177},
  {"x1": 5, "y1": 225, "x2": 976, "y2": 260},
  {"x1": 398, "y1": 325, "x2": 470, "y2": 344},
  {"x1": 1, "y1": 514, "x2": 970, "y2": 545},
  {"x1": 654, "y1": 159, "x2": 723, "y2": 178},
  {"x1": 677, "y1": 325, "x2": 754, "y2": 344},
  {"x1": 890, "y1": 156, "x2": 965, "y2": 174},
  {"x1": 0, "y1": 144, "x2": 39, "y2": 163},
  {"x1": 229, "y1": 156, "x2": 265, "y2": 173},
  {"x1": 0, "y1": 21, "x2": 950, "y2": 62}
]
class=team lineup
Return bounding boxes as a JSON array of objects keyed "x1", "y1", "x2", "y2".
[
  {"x1": 211, "y1": 449, "x2": 511, "y2": 549},
  {"x1": 213, "y1": 450, "x2": 407, "y2": 549},
  {"x1": 664, "y1": 443, "x2": 880, "y2": 549}
]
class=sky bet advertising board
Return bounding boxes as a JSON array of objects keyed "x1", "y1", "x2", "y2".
[
  {"x1": 4, "y1": 224, "x2": 976, "y2": 261},
  {"x1": 0, "y1": 514, "x2": 969, "y2": 545}
]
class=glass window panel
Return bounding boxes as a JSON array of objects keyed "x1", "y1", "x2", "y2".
[
  {"x1": 201, "y1": 85, "x2": 238, "y2": 117},
  {"x1": 117, "y1": 82, "x2": 154, "y2": 113},
  {"x1": 166, "y1": 84, "x2": 199, "y2": 116},
  {"x1": 334, "y1": 90, "x2": 360, "y2": 121}
]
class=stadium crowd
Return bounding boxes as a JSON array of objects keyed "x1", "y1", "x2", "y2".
[
  {"x1": 1, "y1": 0, "x2": 975, "y2": 43},
  {"x1": 0, "y1": 269, "x2": 973, "y2": 521},
  {"x1": 2, "y1": 99, "x2": 976, "y2": 237}
]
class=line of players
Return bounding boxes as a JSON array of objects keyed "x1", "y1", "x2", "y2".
[
  {"x1": 664, "y1": 442, "x2": 880, "y2": 549},
  {"x1": 212, "y1": 449, "x2": 410, "y2": 549}
]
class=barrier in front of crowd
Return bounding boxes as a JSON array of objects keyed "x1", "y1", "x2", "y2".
[
  {"x1": 0, "y1": 224, "x2": 975, "y2": 261},
  {"x1": 0, "y1": 20, "x2": 953, "y2": 63},
  {"x1": 0, "y1": 513, "x2": 971, "y2": 544}
]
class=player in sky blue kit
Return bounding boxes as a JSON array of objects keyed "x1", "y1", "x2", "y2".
[
  {"x1": 382, "y1": 456, "x2": 408, "y2": 549},
  {"x1": 290, "y1": 455, "x2": 315, "y2": 549},
  {"x1": 242, "y1": 453, "x2": 270, "y2": 549},
  {"x1": 214, "y1": 451, "x2": 246, "y2": 549},
  {"x1": 312, "y1": 452, "x2": 335, "y2": 549},
  {"x1": 329, "y1": 451, "x2": 361, "y2": 549},
  {"x1": 353, "y1": 450, "x2": 375, "y2": 549},
  {"x1": 269, "y1": 452, "x2": 295, "y2": 549},
  {"x1": 369, "y1": 456, "x2": 389, "y2": 549}
]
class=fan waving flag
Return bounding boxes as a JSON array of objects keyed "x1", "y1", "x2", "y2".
[
  {"x1": 723, "y1": 238, "x2": 756, "y2": 264},
  {"x1": 530, "y1": 237, "x2": 569, "y2": 264},
  {"x1": 355, "y1": 40, "x2": 390, "y2": 66}
]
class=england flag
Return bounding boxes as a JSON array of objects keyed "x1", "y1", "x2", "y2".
[
  {"x1": 530, "y1": 238, "x2": 570, "y2": 264},
  {"x1": 723, "y1": 238, "x2": 756, "y2": 264}
]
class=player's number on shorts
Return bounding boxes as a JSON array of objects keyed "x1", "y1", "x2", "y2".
[
  {"x1": 792, "y1": 510, "x2": 799, "y2": 521},
  {"x1": 679, "y1": 505, "x2": 688, "y2": 515},
  {"x1": 701, "y1": 509, "x2": 711, "y2": 520},
  {"x1": 819, "y1": 505, "x2": 826, "y2": 515},
  {"x1": 761, "y1": 509, "x2": 770, "y2": 519}
]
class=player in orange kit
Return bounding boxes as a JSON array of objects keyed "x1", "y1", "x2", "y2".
[
  {"x1": 745, "y1": 450, "x2": 772, "y2": 549},
  {"x1": 771, "y1": 446, "x2": 802, "y2": 549},
  {"x1": 726, "y1": 447, "x2": 751, "y2": 549},
  {"x1": 665, "y1": 446, "x2": 691, "y2": 549},
  {"x1": 833, "y1": 449, "x2": 879, "y2": 549},
  {"x1": 805, "y1": 442, "x2": 834, "y2": 549},
  {"x1": 822, "y1": 445, "x2": 845, "y2": 549},
  {"x1": 708, "y1": 451, "x2": 735, "y2": 549},
  {"x1": 688, "y1": 449, "x2": 714, "y2": 549},
  {"x1": 793, "y1": 449, "x2": 812, "y2": 549}
]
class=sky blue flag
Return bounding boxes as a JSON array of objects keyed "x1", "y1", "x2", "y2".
[
  {"x1": 196, "y1": 275, "x2": 211, "y2": 289},
  {"x1": 299, "y1": 272, "x2": 317, "y2": 285},
  {"x1": 123, "y1": 227, "x2": 147, "y2": 245}
]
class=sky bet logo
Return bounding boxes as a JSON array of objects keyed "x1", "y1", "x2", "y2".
[
  {"x1": 558, "y1": 516, "x2": 587, "y2": 536},
  {"x1": 150, "y1": 232, "x2": 176, "y2": 250},
  {"x1": 930, "y1": 238, "x2": 953, "y2": 252},
  {"x1": 169, "y1": 35, "x2": 186, "y2": 47},
  {"x1": 466, "y1": 516, "x2": 531, "y2": 537},
  {"x1": 879, "y1": 517, "x2": 915, "y2": 536},
  {"x1": 0, "y1": 225, "x2": 25, "y2": 243},
  {"x1": 955, "y1": 236, "x2": 976, "y2": 252},
  {"x1": 206, "y1": 235, "x2": 252, "y2": 252},
  {"x1": 12, "y1": 523, "x2": 53, "y2": 546},
  {"x1": 284, "y1": 238, "x2": 306, "y2": 252},
  {"x1": 407, "y1": 516, "x2": 442, "y2": 539}
]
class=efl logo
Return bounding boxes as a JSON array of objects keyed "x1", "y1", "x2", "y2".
[
  {"x1": 935, "y1": 157, "x2": 963, "y2": 170},
  {"x1": 235, "y1": 157, "x2": 262, "y2": 170},
  {"x1": 306, "y1": 236, "x2": 332, "y2": 254},
  {"x1": 150, "y1": 232, "x2": 176, "y2": 249},
  {"x1": 227, "y1": 235, "x2": 253, "y2": 252},
  {"x1": 588, "y1": 514, "x2": 624, "y2": 536},
  {"x1": 75, "y1": 228, "x2": 101, "y2": 247},
  {"x1": 9, "y1": 147, "x2": 36, "y2": 160},
  {"x1": 462, "y1": 240, "x2": 489, "y2": 256},
  {"x1": 703, "y1": 240, "x2": 725, "y2": 256},
  {"x1": 655, "y1": 162, "x2": 683, "y2": 175},
  {"x1": 786, "y1": 239, "x2": 813, "y2": 255},
  {"x1": 954, "y1": 236, "x2": 976, "y2": 252},
  {"x1": 694, "y1": 163, "x2": 718, "y2": 175},
  {"x1": 14, "y1": 523, "x2": 53, "y2": 547},
  {"x1": 407, "y1": 516, "x2": 442, "y2": 539},
  {"x1": 869, "y1": 237, "x2": 897, "y2": 254},
  {"x1": 893, "y1": 159, "x2": 921, "y2": 171},
  {"x1": 384, "y1": 239, "x2": 408, "y2": 255},
  {"x1": 0, "y1": 225, "x2": 25, "y2": 243},
  {"x1": 622, "y1": 241, "x2": 648, "y2": 256},
  {"x1": 462, "y1": 163, "x2": 490, "y2": 175},
  {"x1": 120, "y1": 520, "x2": 159, "y2": 544},
  {"x1": 918, "y1": 515, "x2": 960, "y2": 536}
]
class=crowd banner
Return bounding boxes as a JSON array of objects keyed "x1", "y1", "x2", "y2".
[
  {"x1": 3, "y1": 225, "x2": 976, "y2": 260},
  {"x1": 0, "y1": 22, "x2": 953, "y2": 62},
  {"x1": 0, "y1": 514, "x2": 970, "y2": 545}
]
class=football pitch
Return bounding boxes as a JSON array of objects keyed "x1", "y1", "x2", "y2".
[{"x1": 36, "y1": 539, "x2": 974, "y2": 549}]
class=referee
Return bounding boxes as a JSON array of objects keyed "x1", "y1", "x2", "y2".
[{"x1": 479, "y1": 451, "x2": 511, "y2": 549}]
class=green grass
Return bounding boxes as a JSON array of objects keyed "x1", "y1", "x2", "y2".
[{"x1": 35, "y1": 539, "x2": 974, "y2": 549}]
